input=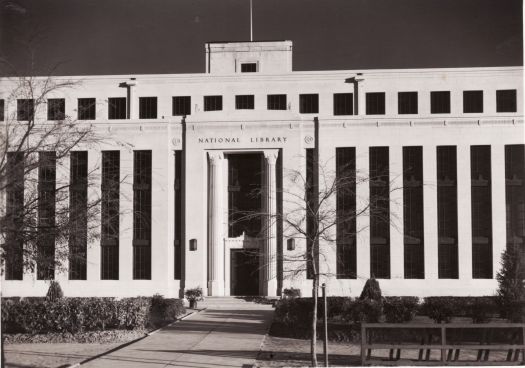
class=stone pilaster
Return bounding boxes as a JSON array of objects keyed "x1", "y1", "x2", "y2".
[
  {"x1": 263, "y1": 150, "x2": 278, "y2": 296},
  {"x1": 207, "y1": 151, "x2": 224, "y2": 296}
]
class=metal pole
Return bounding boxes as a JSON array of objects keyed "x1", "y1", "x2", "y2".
[
  {"x1": 250, "y1": 0, "x2": 253, "y2": 42},
  {"x1": 322, "y1": 283, "x2": 328, "y2": 367}
]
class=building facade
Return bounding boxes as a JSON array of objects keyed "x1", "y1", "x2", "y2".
[{"x1": 1, "y1": 41, "x2": 524, "y2": 298}]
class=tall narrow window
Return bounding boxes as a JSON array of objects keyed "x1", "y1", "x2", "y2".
[
  {"x1": 471, "y1": 145, "x2": 492, "y2": 279},
  {"x1": 47, "y1": 98, "x2": 65, "y2": 120},
  {"x1": 37, "y1": 152, "x2": 56, "y2": 280},
  {"x1": 69, "y1": 152, "x2": 88, "y2": 280},
  {"x1": 336, "y1": 147, "x2": 356, "y2": 278},
  {"x1": 133, "y1": 150, "x2": 152, "y2": 279},
  {"x1": 403, "y1": 146, "x2": 424, "y2": 279},
  {"x1": 78, "y1": 98, "x2": 96, "y2": 120},
  {"x1": 505, "y1": 145, "x2": 525, "y2": 273},
  {"x1": 437, "y1": 146, "x2": 458, "y2": 279},
  {"x1": 5, "y1": 152, "x2": 24, "y2": 280},
  {"x1": 172, "y1": 96, "x2": 191, "y2": 116},
  {"x1": 306, "y1": 148, "x2": 316, "y2": 279},
  {"x1": 333, "y1": 93, "x2": 353, "y2": 115},
  {"x1": 366, "y1": 93, "x2": 385, "y2": 115},
  {"x1": 204, "y1": 96, "x2": 222, "y2": 111},
  {"x1": 108, "y1": 97, "x2": 127, "y2": 119},
  {"x1": 235, "y1": 95, "x2": 254, "y2": 110},
  {"x1": 0, "y1": 99, "x2": 5, "y2": 121},
  {"x1": 463, "y1": 91, "x2": 483, "y2": 113},
  {"x1": 497, "y1": 90, "x2": 517, "y2": 113},
  {"x1": 369, "y1": 147, "x2": 390, "y2": 278},
  {"x1": 398, "y1": 92, "x2": 418, "y2": 114},
  {"x1": 300, "y1": 94, "x2": 319, "y2": 114},
  {"x1": 139, "y1": 97, "x2": 157, "y2": 119},
  {"x1": 174, "y1": 151, "x2": 182, "y2": 280},
  {"x1": 267, "y1": 94, "x2": 287, "y2": 110},
  {"x1": 17, "y1": 99, "x2": 34, "y2": 121},
  {"x1": 431, "y1": 91, "x2": 451, "y2": 114},
  {"x1": 101, "y1": 151, "x2": 120, "y2": 280}
]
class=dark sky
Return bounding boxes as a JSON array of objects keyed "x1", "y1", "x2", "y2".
[{"x1": 0, "y1": 0, "x2": 522, "y2": 76}]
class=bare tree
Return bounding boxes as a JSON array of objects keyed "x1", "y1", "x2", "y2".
[
  {"x1": 0, "y1": 72, "x2": 114, "y2": 280},
  {"x1": 232, "y1": 152, "x2": 399, "y2": 367}
]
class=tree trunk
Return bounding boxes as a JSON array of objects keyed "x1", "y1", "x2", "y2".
[{"x1": 311, "y1": 276, "x2": 319, "y2": 367}]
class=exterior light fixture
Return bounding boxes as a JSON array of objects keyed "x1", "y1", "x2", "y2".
[
  {"x1": 287, "y1": 238, "x2": 295, "y2": 251},
  {"x1": 190, "y1": 239, "x2": 197, "y2": 251}
]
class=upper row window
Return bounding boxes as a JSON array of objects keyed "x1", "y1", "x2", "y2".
[
  {"x1": 8, "y1": 89, "x2": 518, "y2": 120},
  {"x1": 241, "y1": 63, "x2": 257, "y2": 73},
  {"x1": 108, "y1": 97, "x2": 127, "y2": 119},
  {"x1": 139, "y1": 97, "x2": 157, "y2": 119}
]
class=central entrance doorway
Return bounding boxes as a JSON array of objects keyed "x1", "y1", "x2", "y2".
[{"x1": 230, "y1": 249, "x2": 259, "y2": 296}]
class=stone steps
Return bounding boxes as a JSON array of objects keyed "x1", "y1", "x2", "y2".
[{"x1": 194, "y1": 296, "x2": 278, "y2": 309}]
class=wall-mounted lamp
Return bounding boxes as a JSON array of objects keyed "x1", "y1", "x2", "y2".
[
  {"x1": 190, "y1": 239, "x2": 197, "y2": 251},
  {"x1": 287, "y1": 238, "x2": 295, "y2": 251}
]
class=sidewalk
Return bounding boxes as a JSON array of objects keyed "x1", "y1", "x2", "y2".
[{"x1": 82, "y1": 303, "x2": 274, "y2": 368}]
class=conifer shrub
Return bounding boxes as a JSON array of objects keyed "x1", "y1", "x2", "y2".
[
  {"x1": 45, "y1": 281, "x2": 64, "y2": 301},
  {"x1": 359, "y1": 278, "x2": 382, "y2": 301},
  {"x1": 496, "y1": 244, "x2": 525, "y2": 322}
]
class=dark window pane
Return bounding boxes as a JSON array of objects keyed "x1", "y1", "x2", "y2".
[
  {"x1": 5, "y1": 152, "x2": 24, "y2": 280},
  {"x1": 369, "y1": 146, "x2": 390, "y2": 278},
  {"x1": 336, "y1": 147, "x2": 356, "y2": 278},
  {"x1": 437, "y1": 146, "x2": 458, "y2": 278},
  {"x1": 300, "y1": 94, "x2": 319, "y2": 114},
  {"x1": 267, "y1": 94, "x2": 287, "y2": 110},
  {"x1": 204, "y1": 96, "x2": 223, "y2": 111},
  {"x1": 0, "y1": 99, "x2": 5, "y2": 121},
  {"x1": 108, "y1": 97, "x2": 127, "y2": 119},
  {"x1": 497, "y1": 90, "x2": 517, "y2": 113},
  {"x1": 69, "y1": 151, "x2": 88, "y2": 280},
  {"x1": 334, "y1": 93, "x2": 353, "y2": 115},
  {"x1": 133, "y1": 150, "x2": 152, "y2": 279},
  {"x1": 47, "y1": 98, "x2": 65, "y2": 120},
  {"x1": 398, "y1": 92, "x2": 418, "y2": 114},
  {"x1": 505, "y1": 145, "x2": 525, "y2": 272},
  {"x1": 306, "y1": 148, "x2": 316, "y2": 279},
  {"x1": 431, "y1": 91, "x2": 451, "y2": 114},
  {"x1": 403, "y1": 146, "x2": 424, "y2": 279},
  {"x1": 139, "y1": 97, "x2": 157, "y2": 119},
  {"x1": 173, "y1": 96, "x2": 191, "y2": 116},
  {"x1": 235, "y1": 95, "x2": 254, "y2": 110},
  {"x1": 78, "y1": 98, "x2": 96, "y2": 120},
  {"x1": 463, "y1": 91, "x2": 483, "y2": 113},
  {"x1": 37, "y1": 152, "x2": 56, "y2": 280},
  {"x1": 366, "y1": 93, "x2": 385, "y2": 115},
  {"x1": 470, "y1": 145, "x2": 492, "y2": 278},
  {"x1": 101, "y1": 151, "x2": 120, "y2": 280},
  {"x1": 17, "y1": 99, "x2": 34, "y2": 121},
  {"x1": 241, "y1": 63, "x2": 257, "y2": 72}
]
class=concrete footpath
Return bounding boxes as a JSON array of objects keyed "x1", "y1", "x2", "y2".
[{"x1": 82, "y1": 302, "x2": 274, "y2": 368}]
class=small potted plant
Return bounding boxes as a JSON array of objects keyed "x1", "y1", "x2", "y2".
[{"x1": 185, "y1": 287, "x2": 204, "y2": 309}]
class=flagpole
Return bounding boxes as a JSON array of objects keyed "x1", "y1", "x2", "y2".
[{"x1": 250, "y1": 0, "x2": 253, "y2": 41}]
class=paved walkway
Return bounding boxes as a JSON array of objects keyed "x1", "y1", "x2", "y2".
[{"x1": 83, "y1": 303, "x2": 274, "y2": 368}]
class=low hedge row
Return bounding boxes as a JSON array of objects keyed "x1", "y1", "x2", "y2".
[
  {"x1": 1, "y1": 296, "x2": 186, "y2": 334},
  {"x1": 275, "y1": 296, "x2": 523, "y2": 327}
]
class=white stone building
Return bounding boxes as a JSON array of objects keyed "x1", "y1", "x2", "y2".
[{"x1": 1, "y1": 41, "x2": 523, "y2": 298}]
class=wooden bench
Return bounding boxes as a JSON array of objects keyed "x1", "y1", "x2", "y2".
[{"x1": 361, "y1": 323, "x2": 525, "y2": 366}]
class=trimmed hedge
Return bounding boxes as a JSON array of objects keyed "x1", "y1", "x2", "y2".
[
  {"x1": 1, "y1": 296, "x2": 185, "y2": 334},
  {"x1": 383, "y1": 297, "x2": 419, "y2": 323},
  {"x1": 420, "y1": 297, "x2": 501, "y2": 323}
]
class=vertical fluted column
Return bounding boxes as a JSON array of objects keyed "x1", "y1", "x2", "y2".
[
  {"x1": 263, "y1": 150, "x2": 278, "y2": 296},
  {"x1": 208, "y1": 151, "x2": 224, "y2": 296}
]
